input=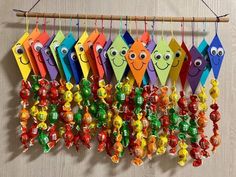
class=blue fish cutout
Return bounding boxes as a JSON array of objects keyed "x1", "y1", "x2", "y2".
[
  {"x1": 208, "y1": 34, "x2": 225, "y2": 79},
  {"x1": 57, "y1": 32, "x2": 76, "y2": 82}
]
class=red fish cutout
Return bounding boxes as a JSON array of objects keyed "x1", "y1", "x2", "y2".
[
  {"x1": 31, "y1": 31, "x2": 50, "y2": 78},
  {"x1": 93, "y1": 33, "x2": 106, "y2": 79},
  {"x1": 83, "y1": 29, "x2": 99, "y2": 76},
  {"x1": 125, "y1": 40, "x2": 150, "y2": 87}
]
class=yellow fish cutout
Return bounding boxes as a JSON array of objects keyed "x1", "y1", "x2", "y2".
[
  {"x1": 74, "y1": 31, "x2": 90, "y2": 79},
  {"x1": 12, "y1": 32, "x2": 31, "y2": 80},
  {"x1": 169, "y1": 38, "x2": 186, "y2": 84}
]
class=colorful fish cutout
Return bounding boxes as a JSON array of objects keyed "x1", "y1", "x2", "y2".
[
  {"x1": 169, "y1": 38, "x2": 186, "y2": 84},
  {"x1": 151, "y1": 39, "x2": 174, "y2": 86},
  {"x1": 31, "y1": 31, "x2": 50, "y2": 78},
  {"x1": 93, "y1": 33, "x2": 106, "y2": 79},
  {"x1": 146, "y1": 40, "x2": 158, "y2": 85},
  {"x1": 179, "y1": 41, "x2": 192, "y2": 89},
  {"x1": 208, "y1": 34, "x2": 225, "y2": 79},
  {"x1": 125, "y1": 40, "x2": 151, "y2": 87},
  {"x1": 198, "y1": 39, "x2": 211, "y2": 86},
  {"x1": 49, "y1": 30, "x2": 65, "y2": 79},
  {"x1": 83, "y1": 29, "x2": 100, "y2": 76},
  {"x1": 107, "y1": 35, "x2": 129, "y2": 82},
  {"x1": 57, "y1": 32, "x2": 76, "y2": 82},
  {"x1": 100, "y1": 38, "x2": 113, "y2": 83},
  {"x1": 22, "y1": 27, "x2": 40, "y2": 75},
  {"x1": 41, "y1": 34, "x2": 58, "y2": 80},
  {"x1": 12, "y1": 32, "x2": 31, "y2": 80},
  {"x1": 188, "y1": 46, "x2": 207, "y2": 93},
  {"x1": 74, "y1": 31, "x2": 90, "y2": 79},
  {"x1": 68, "y1": 48, "x2": 82, "y2": 84}
]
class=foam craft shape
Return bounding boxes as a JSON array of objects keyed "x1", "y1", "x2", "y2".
[
  {"x1": 41, "y1": 34, "x2": 58, "y2": 80},
  {"x1": 179, "y1": 41, "x2": 192, "y2": 89},
  {"x1": 198, "y1": 39, "x2": 211, "y2": 86},
  {"x1": 68, "y1": 48, "x2": 82, "y2": 84},
  {"x1": 93, "y1": 33, "x2": 106, "y2": 79},
  {"x1": 188, "y1": 46, "x2": 207, "y2": 93},
  {"x1": 169, "y1": 38, "x2": 186, "y2": 84},
  {"x1": 23, "y1": 27, "x2": 41, "y2": 75},
  {"x1": 145, "y1": 40, "x2": 157, "y2": 85},
  {"x1": 49, "y1": 30, "x2": 65, "y2": 79},
  {"x1": 57, "y1": 32, "x2": 76, "y2": 82},
  {"x1": 125, "y1": 40, "x2": 151, "y2": 87},
  {"x1": 83, "y1": 29, "x2": 100, "y2": 76},
  {"x1": 100, "y1": 38, "x2": 113, "y2": 83},
  {"x1": 208, "y1": 34, "x2": 225, "y2": 79},
  {"x1": 151, "y1": 39, "x2": 174, "y2": 86},
  {"x1": 12, "y1": 32, "x2": 31, "y2": 80},
  {"x1": 107, "y1": 35, "x2": 129, "y2": 82},
  {"x1": 140, "y1": 31, "x2": 151, "y2": 85},
  {"x1": 31, "y1": 31, "x2": 50, "y2": 78},
  {"x1": 74, "y1": 31, "x2": 90, "y2": 79},
  {"x1": 123, "y1": 30, "x2": 135, "y2": 47}
]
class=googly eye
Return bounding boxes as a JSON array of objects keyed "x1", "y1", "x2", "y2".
[
  {"x1": 154, "y1": 52, "x2": 162, "y2": 60},
  {"x1": 129, "y1": 52, "x2": 136, "y2": 60},
  {"x1": 88, "y1": 42, "x2": 93, "y2": 49},
  {"x1": 34, "y1": 42, "x2": 43, "y2": 52},
  {"x1": 175, "y1": 50, "x2": 181, "y2": 58},
  {"x1": 217, "y1": 47, "x2": 224, "y2": 56},
  {"x1": 103, "y1": 51, "x2": 108, "y2": 58},
  {"x1": 53, "y1": 42, "x2": 60, "y2": 50},
  {"x1": 164, "y1": 53, "x2": 171, "y2": 60},
  {"x1": 110, "y1": 49, "x2": 118, "y2": 56},
  {"x1": 78, "y1": 44, "x2": 84, "y2": 52},
  {"x1": 45, "y1": 48, "x2": 51, "y2": 55},
  {"x1": 15, "y1": 44, "x2": 24, "y2": 54},
  {"x1": 194, "y1": 59, "x2": 202, "y2": 67},
  {"x1": 120, "y1": 48, "x2": 127, "y2": 56},
  {"x1": 184, "y1": 55, "x2": 188, "y2": 61},
  {"x1": 70, "y1": 52, "x2": 77, "y2": 61},
  {"x1": 139, "y1": 52, "x2": 147, "y2": 59},
  {"x1": 96, "y1": 44, "x2": 103, "y2": 54},
  {"x1": 61, "y1": 47, "x2": 68, "y2": 55},
  {"x1": 28, "y1": 39, "x2": 34, "y2": 46},
  {"x1": 210, "y1": 47, "x2": 217, "y2": 56}
]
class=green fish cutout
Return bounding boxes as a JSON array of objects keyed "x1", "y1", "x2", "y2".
[
  {"x1": 151, "y1": 39, "x2": 174, "y2": 86},
  {"x1": 107, "y1": 35, "x2": 129, "y2": 82}
]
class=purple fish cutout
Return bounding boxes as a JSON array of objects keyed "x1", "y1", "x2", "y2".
[
  {"x1": 68, "y1": 48, "x2": 82, "y2": 84},
  {"x1": 100, "y1": 38, "x2": 113, "y2": 83},
  {"x1": 188, "y1": 46, "x2": 207, "y2": 93},
  {"x1": 41, "y1": 34, "x2": 58, "y2": 80},
  {"x1": 146, "y1": 40, "x2": 157, "y2": 85},
  {"x1": 208, "y1": 34, "x2": 225, "y2": 79}
]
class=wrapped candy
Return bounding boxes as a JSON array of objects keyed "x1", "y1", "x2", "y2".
[{"x1": 177, "y1": 141, "x2": 189, "y2": 166}]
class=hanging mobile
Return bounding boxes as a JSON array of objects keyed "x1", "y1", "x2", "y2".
[{"x1": 207, "y1": 21, "x2": 225, "y2": 152}]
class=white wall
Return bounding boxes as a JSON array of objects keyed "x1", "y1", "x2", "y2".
[{"x1": 0, "y1": 0, "x2": 235, "y2": 177}]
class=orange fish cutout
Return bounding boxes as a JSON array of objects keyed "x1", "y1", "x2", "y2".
[
  {"x1": 23, "y1": 27, "x2": 41, "y2": 75},
  {"x1": 93, "y1": 33, "x2": 106, "y2": 79},
  {"x1": 31, "y1": 31, "x2": 50, "y2": 78},
  {"x1": 83, "y1": 29, "x2": 99, "y2": 76},
  {"x1": 125, "y1": 40, "x2": 151, "y2": 87}
]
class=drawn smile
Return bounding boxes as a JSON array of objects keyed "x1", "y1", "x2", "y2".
[
  {"x1": 79, "y1": 54, "x2": 88, "y2": 63},
  {"x1": 97, "y1": 56, "x2": 102, "y2": 65},
  {"x1": 112, "y1": 58, "x2": 125, "y2": 67},
  {"x1": 172, "y1": 60, "x2": 180, "y2": 67},
  {"x1": 188, "y1": 68, "x2": 200, "y2": 77},
  {"x1": 47, "y1": 58, "x2": 56, "y2": 66},
  {"x1": 37, "y1": 55, "x2": 43, "y2": 63},
  {"x1": 19, "y1": 57, "x2": 29, "y2": 65},
  {"x1": 131, "y1": 62, "x2": 145, "y2": 71},
  {"x1": 155, "y1": 63, "x2": 170, "y2": 70},
  {"x1": 148, "y1": 62, "x2": 155, "y2": 72},
  {"x1": 213, "y1": 58, "x2": 220, "y2": 65}
]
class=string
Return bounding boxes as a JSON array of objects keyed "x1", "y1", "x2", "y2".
[
  {"x1": 119, "y1": 16, "x2": 122, "y2": 35},
  {"x1": 215, "y1": 21, "x2": 218, "y2": 34},
  {"x1": 77, "y1": 17, "x2": 80, "y2": 38},
  {"x1": 192, "y1": 18, "x2": 195, "y2": 46},
  {"x1": 161, "y1": 17, "x2": 164, "y2": 40},
  {"x1": 69, "y1": 16, "x2": 72, "y2": 33},
  {"x1": 109, "y1": 15, "x2": 112, "y2": 39},
  {"x1": 43, "y1": 15, "x2": 46, "y2": 32},
  {"x1": 129, "y1": 16, "x2": 132, "y2": 34},
  {"x1": 53, "y1": 17, "x2": 56, "y2": 35},
  {"x1": 125, "y1": 16, "x2": 128, "y2": 31},
  {"x1": 203, "y1": 17, "x2": 206, "y2": 39},
  {"x1": 151, "y1": 17, "x2": 155, "y2": 41},
  {"x1": 181, "y1": 17, "x2": 185, "y2": 42},
  {"x1": 95, "y1": 17, "x2": 97, "y2": 30},
  {"x1": 101, "y1": 15, "x2": 104, "y2": 33},
  {"x1": 135, "y1": 16, "x2": 138, "y2": 39},
  {"x1": 58, "y1": 0, "x2": 62, "y2": 31},
  {"x1": 25, "y1": 12, "x2": 29, "y2": 33},
  {"x1": 144, "y1": 16, "x2": 147, "y2": 32},
  {"x1": 84, "y1": 14, "x2": 88, "y2": 31},
  {"x1": 170, "y1": 17, "x2": 174, "y2": 37},
  {"x1": 36, "y1": 15, "x2": 39, "y2": 29}
]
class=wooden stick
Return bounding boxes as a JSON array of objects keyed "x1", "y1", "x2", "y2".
[{"x1": 15, "y1": 12, "x2": 229, "y2": 23}]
